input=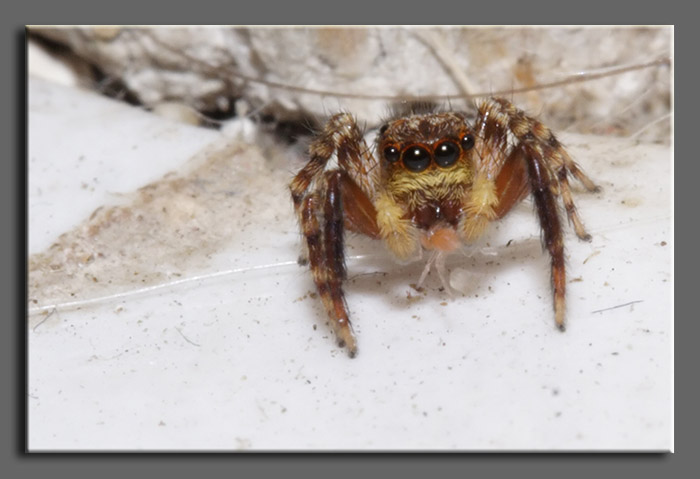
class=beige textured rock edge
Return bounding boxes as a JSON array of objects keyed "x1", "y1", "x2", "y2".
[
  {"x1": 32, "y1": 26, "x2": 671, "y2": 141},
  {"x1": 28, "y1": 136, "x2": 293, "y2": 312}
]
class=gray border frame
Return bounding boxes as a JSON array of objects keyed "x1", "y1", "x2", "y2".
[{"x1": 6, "y1": 1, "x2": 687, "y2": 477}]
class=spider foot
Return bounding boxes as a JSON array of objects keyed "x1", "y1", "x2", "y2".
[{"x1": 334, "y1": 319, "x2": 358, "y2": 358}]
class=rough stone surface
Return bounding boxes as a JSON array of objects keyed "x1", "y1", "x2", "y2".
[{"x1": 32, "y1": 26, "x2": 671, "y2": 141}]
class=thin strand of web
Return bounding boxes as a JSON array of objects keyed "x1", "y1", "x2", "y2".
[{"x1": 27, "y1": 254, "x2": 379, "y2": 315}]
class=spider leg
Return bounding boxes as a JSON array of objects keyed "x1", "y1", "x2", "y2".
[
  {"x1": 493, "y1": 147, "x2": 530, "y2": 219},
  {"x1": 291, "y1": 145, "x2": 328, "y2": 266},
  {"x1": 337, "y1": 170, "x2": 380, "y2": 239},
  {"x1": 559, "y1": 147, "x2": 600, "y2": 193},
  {"x1": 551, "y1": 144, "x2": 599, "y2": 241},
  {"x1": 290, "y1": 113, "x2": 384, "y2": 356},
  {"x1": 555, "y1": 163, "x2": 593, "y2": 241},
  {"x1": 519, "y1": 143, "x2": 567, "y2": 330},
  {"x1": 488, "y1": 143, "x2": 568, "y2": 327},
  {"x1": 291, "y1": 113, "x2": 379, "y2": 264},
  {"x1": 490, "y1": 97, "x2": 597, "y2": 241},
  {"x1": 300, "y1": 172, "x2": 357, "y2": 356},
  {"x1": 476, "y1": 98, "x2": 599, "y2": 330}
]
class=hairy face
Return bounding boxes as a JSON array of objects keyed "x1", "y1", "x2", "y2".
[{"x1": 375, "y1": 112, "x2": 477, "y2": 204}]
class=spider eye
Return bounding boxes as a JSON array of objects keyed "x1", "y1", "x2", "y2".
[
  {"x1": 434, "y1": 141, "x2": 459, "y2": 168},
  {"x1": 402, "y1": 146, "x2": 431, "y2": 172},
  {"x1": 383, "y1": 146, "x2": 400, "y2": 163},
  {"x1": 461, "y1": 134, "x2": 475, "y2": 150}
]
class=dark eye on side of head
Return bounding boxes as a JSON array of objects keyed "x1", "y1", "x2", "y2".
[
  {"x1": 461, "y1": 134, "x2": 475, "y2": 150},
  {"x1": 402, "y1": 146, "x2": 431, "y2": 172},
  {"x1": 383, "y1": 146, "x2": 400, "y2": 163},
  {"x1": 434, "y1": 141, "x2": 459, "y2": 168}
]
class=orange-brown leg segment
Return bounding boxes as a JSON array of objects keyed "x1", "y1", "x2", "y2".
[
  {"x1": 338, "y1": 170, "x2": 381, "y2": 239},
  {"x1": 493, "y1": 148, "x2": 530, "y2": 219}
]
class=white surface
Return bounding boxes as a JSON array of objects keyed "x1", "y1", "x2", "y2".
[
  {"x1": 28, "y1": 77, "x2": 220, "y2": 254},
  {"x1": 27, "y1": 78, "x2": 672, "y2": 451}
]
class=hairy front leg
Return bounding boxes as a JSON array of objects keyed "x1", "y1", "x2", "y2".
[
  {"x1": 300, "y1": 173, "x2": 357, "y2": 356},
  {"x1": 521, "y1": 144, "x2": 568, "y2": 330}
]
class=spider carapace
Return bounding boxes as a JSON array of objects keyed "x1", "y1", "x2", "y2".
[{"x1": 290, "y1": 98, "x2": 599, "y2": 357}]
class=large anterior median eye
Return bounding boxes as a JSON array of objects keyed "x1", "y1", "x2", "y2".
[
  {"x1": 434, "y1": 141, "x2": 459, "y2": 168},
  {"x1": 402, "y1": 146, "x2": 431, "y2": 172}
]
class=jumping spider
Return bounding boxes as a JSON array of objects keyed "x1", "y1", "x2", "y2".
[{"x1": 290, "y1": 98, "x2": 599, "y2": 357}]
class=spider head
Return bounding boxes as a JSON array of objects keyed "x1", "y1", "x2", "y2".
[{"x1": 377, "y1": 112, "x2": 475, "y2": 174}]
